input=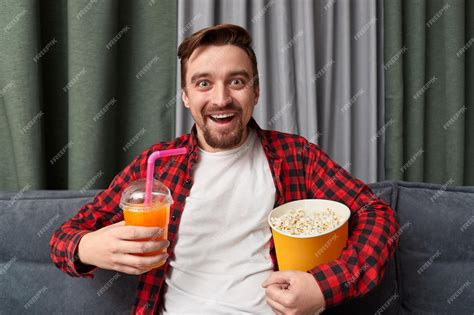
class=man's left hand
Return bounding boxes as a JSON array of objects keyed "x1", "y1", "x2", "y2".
[{"x1": 262, "y1": 270, "x2": 325, "y2": 315}]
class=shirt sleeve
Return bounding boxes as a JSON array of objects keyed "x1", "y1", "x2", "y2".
[
  {"x1": 49, "y1": 150, "x2": 148, "y2": 278},
  {"x1": 304, "y1": 143, "x2": 399, "y2": 308}
]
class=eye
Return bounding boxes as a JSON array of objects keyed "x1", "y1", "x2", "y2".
[
  {"x1": 230, "y1": 79, "x2": 244, "y2": 86},
  {"x1": 197, "y1": 80, "x2": 209, "y2": 88}
]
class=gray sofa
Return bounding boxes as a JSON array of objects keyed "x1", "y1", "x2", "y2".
[{"x1": 1, "y1": 181, "x2": 473, "y2": 314}]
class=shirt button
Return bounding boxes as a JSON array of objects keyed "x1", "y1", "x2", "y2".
[
  {"x1": 185, "y1": 178, "x2": 192, "y2": 184},
  {"x1": 171, "y1": 215, "x2": 177, "y2": 221}
]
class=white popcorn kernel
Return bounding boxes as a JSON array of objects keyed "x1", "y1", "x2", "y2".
[{"x1": 270, "y1": 208, "x2": 341, "y2": 236}]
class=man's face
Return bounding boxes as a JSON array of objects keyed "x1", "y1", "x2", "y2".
[{"x1": 182, "y1": 44, "x2": 259, "y2": 152}]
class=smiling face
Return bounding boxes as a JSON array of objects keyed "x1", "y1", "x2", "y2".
[{"x1": 182, "y1": 44, "x2": 259, "y2": 152}]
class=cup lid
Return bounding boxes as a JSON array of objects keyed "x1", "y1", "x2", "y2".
[{"x1": 119, "y1": 178, "x2": 173, "y2": 208}]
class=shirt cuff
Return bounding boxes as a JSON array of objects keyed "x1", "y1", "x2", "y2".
[
  {"x1": 69, "y1": 231, "x2": 97, "y2": 278},
  {"x1": 307, "y1": 260, "x2": 351, "y2": 309}
]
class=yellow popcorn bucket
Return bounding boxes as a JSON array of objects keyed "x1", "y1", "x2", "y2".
[{"x1": 268, "y1": 199, "x2": 351, "y2": 271}]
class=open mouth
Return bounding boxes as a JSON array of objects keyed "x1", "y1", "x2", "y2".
[{"x1": 208, "y1": 113, "x2": 237, "y2": 124}]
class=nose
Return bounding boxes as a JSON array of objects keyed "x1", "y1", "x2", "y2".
[{"x1": 211, "y1": 82, "x2": 232, "y2": 107}]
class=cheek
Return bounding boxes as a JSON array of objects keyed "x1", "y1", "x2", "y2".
[
  {"x1": 240, "y1": 96, "x2": 256, "y2": 114},
  {"x1": 186, "y1": 94, "x2": 206, "y2": 114},
  {"x1": 235, "y1": 91, "x2": 256, "y2": 106},
  {"x1": 191, "y1": 106, "x2": 205, "y2": 120}
]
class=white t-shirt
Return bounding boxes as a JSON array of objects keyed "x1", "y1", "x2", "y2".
[{"x1": 162, "y1": 129, "x2": 276, "y2": 314}]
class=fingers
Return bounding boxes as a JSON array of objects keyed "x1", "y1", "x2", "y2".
[
  {"x1": 115, "y1": 225, "x2": 165, "y2": 240},
  {"x1": 262, "y1": 271, "x2": 291, "y2": 288},
  {"x1": 115, "y1": 239, "x2": 170, "y2": 255},
  {"x1": 277, "y1": 283, "x2": 290, "y2": 290},
  {"x1": 265, "y1": 284, "x2": 291, "y2": 307},
  {"x1": 112, "y1": 263, "x2": 152, "y2": 275},
  {"x1": 112, "y1": 261, "x2": 160, "y2": 275},
  {"x1": 265, "y1": 296, "x2": 286, "y2": 315},
  {"x1": 265, "y1": 283, "x2": 289, "y2": 314},
  {"x1": 114, "y1": 252, "x2": 169, "y2": 273}
]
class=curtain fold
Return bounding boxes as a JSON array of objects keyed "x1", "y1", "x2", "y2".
[
  {"x1": 176, "y1": 0, "x2": 384, "y2": 183},
  {"x1": 0, "y1": 1, "x2": 43, "y2": 190},
  {"x1": 0, "y1": 0, "x2": 177, "y2": 190},
  {"x1": 384, "y1": 0, "x2": 474, "y2": 185}
]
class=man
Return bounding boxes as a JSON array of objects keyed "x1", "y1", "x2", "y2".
[{"x1": 50, "y1": 24, "x2": 399, "y2": 314}]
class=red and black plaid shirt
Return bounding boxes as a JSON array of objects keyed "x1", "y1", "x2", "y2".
[{"x1": 50, "y1": 118, "x2": 399, "y2": 314}]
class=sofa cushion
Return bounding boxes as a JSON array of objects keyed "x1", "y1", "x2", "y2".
[
  {"x1": 0, "y1": 190, "x2": 137, "y2": 314},
  {"x1": 395, "y1": 181, "x2": 474, "y2": 314}
]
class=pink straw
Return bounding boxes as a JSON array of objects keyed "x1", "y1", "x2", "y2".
[{"x1": 145, "y1": 148, "x2": 187, "y2": 204}]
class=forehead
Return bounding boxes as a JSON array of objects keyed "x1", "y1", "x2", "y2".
[{"x1": 186, "y1": 44, "x2": 253, "y2": 78}]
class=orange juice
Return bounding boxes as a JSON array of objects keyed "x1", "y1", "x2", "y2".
[
  {"x1": 119, "y1": 178, "x2": 174, "y2": 269},
  {"x1": 123, "y1": 203, "x2": 170, "y2": 257}
]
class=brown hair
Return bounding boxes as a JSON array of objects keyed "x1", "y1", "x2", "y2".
[{"x1": 177, "y1": 24, "x2": 259, "y2": 89}]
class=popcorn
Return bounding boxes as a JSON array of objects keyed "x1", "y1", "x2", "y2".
[{"x1": 270, "y1": 208, "x2": 341, "y2": 236}]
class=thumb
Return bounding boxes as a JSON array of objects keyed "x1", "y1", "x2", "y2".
[{"x1": 262, "y1": 271, "x2": 291, "y2": 288}]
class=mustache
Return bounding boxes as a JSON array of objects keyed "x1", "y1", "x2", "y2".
[{"x1": 202, "y1": 103, "x2": 242, "y2": 116}]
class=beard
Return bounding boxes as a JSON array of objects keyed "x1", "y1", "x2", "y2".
[
  {"x1": 202, "y1": 120, "x2": 244, "y2": 149},
  {"x1": 198, "y1": 103, "x2": 245, "y2": 150}
]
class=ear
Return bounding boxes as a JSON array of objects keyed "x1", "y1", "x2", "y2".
[{"x1": 182, "y1": 89, "x2": 190, "y2": 108}]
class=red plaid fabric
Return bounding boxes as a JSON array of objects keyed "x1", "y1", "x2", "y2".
[{"x1": 50, "y1": 118, "x2": 399, "y2": 314}]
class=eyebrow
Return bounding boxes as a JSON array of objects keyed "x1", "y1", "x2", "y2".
[
  {"x1": 190, "y1": 72, "x2": 210, "y2": 84},
  {"x1": 190, "y1": 70, "x2": 251, "y2": 84},
  {"x1": 228, "y1": 70, "x2": 251, "y2": 80}
]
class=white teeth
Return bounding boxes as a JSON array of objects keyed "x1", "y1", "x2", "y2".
[{"x1": 211, "y1": 113, "x2": 234, "y2": 119}]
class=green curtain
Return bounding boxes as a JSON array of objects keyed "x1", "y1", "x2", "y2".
[
  {"x1": 384, "y1": 0, "x2": 474, "y2": 186},
  {"x1": 0, "y1": 0, "x2": 177, "y2": 190}
]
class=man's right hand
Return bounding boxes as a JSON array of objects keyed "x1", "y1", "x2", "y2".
[{"x1": 77, "y1": 221, "x2": 170, "y2": 275}]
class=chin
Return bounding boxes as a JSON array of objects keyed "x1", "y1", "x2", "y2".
[
  {"x1": 203, "y1": 124, "x2": 246, "y2": 149},
  {"x1": 205, "y1": 131, "x2": 243, "y2": 149}
]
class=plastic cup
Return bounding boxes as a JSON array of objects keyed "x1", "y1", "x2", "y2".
[
  {"x1": 268, "y1": 199, "x2": 350, "y2": 271},
  {"x1": 120, "y1": 178, "x2": 173, "y2": 268}
]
